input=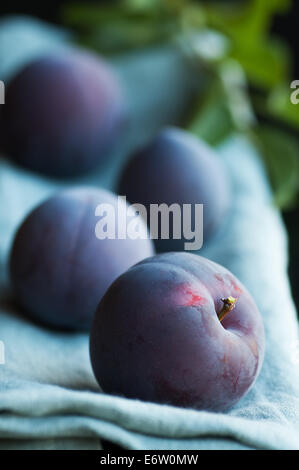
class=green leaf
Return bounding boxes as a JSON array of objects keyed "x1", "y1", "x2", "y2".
[
  {"x1": 62, "y1": 2, "x2": 181, "y2": 53},
  {"x1": 204, "y1": 0, "x2": 291, "y2": 89},
  {"x1": 255, "y1": 126, "x2": 299, "y2": 208},
  {"x1": 123, "y1": 0, "x2": 161, "y2": 11},
  {"x1": 267, "y1": 85, "x2": 299, "y2": 129},
  {"x1": 187, "y1": 59, "x2": 255, "y2": 145},
  {"x1": 232, "y1": 37, "x2": 290, "y2": 89},
  {"x1": 187, "y1": 78, "x2": 235, "y2": 146},
  {"x1": 62, "y1": 4, "x2": 129, "y2": 26},
  {"x1": 204, "y1": 0, "x2": 291, "y2": 39}
]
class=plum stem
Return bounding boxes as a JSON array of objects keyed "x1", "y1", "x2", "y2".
[{"x1": 218, "y1": 296, "x2": 237, "y2": 322}]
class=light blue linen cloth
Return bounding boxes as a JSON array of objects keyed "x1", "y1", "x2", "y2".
[{"x1": 0, "y1": 17, "x2": 298, "y2": 450}]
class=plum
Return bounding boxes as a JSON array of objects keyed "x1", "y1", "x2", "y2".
[
  {"x1": 1, "y1": 50, "x2": 126, "y2": 177},
  {"x1": 117, "y1": 127, "x2": 230, "y2": 252},
  {"x1": 90, "y1": 252, "x2": 265, "y2": 411},
  {"x1": 9, "y1": 187, "x2": 154, "y2": 330}
]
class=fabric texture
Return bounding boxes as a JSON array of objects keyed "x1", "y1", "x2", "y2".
[{"x1": 0, "y1": 17, "x2": 298, "y2": 450}]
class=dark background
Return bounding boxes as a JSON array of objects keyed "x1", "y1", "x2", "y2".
[{"x1": 0, "y1": 0, "x2": 298, "y2": 309}]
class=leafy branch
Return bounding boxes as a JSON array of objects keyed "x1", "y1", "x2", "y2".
[{"x1": 62, "y1": 0, "x2": 299, "y2": 209}]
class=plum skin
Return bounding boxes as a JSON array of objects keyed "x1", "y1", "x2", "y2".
[
  {"x1": 90, "y1": 252, "x2": 265, "y2": 411},
  {"x1": 1, "y1": 50, "x2": 126, "y2": 177},
  {"x1": 117, "y1": 127, "x2": 230, "y2": 252},
  {"x1": 9, "y1": 187, "x2": 154, "y2": 330}
]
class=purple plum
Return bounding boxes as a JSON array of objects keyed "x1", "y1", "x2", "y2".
[
  {"x1": 9, "y1": 187, "x2": 154, "y2": 330},
  {"x1": 1, "y1": 50, "x2": 126, "y2": 177},
  {"x1": 90, "y1": 252, "x2": 265, "y2": 411},
  {"x1": 117, "y1": 127, "x2": 230, "y2": 252}
]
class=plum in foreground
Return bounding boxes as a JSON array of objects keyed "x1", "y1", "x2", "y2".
[
  {"x1": 9, "y1": 187, "x2": 154, "y2": 330},
  {"x1": 90, "y1": 252, "x2": 265, "y2": 411},
  {"x1": 117, "y1": 127, "x2": 230, "y2": 252},
  {"x1": 1, "y1": 50, "x2": 126, "y2": 177}
]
